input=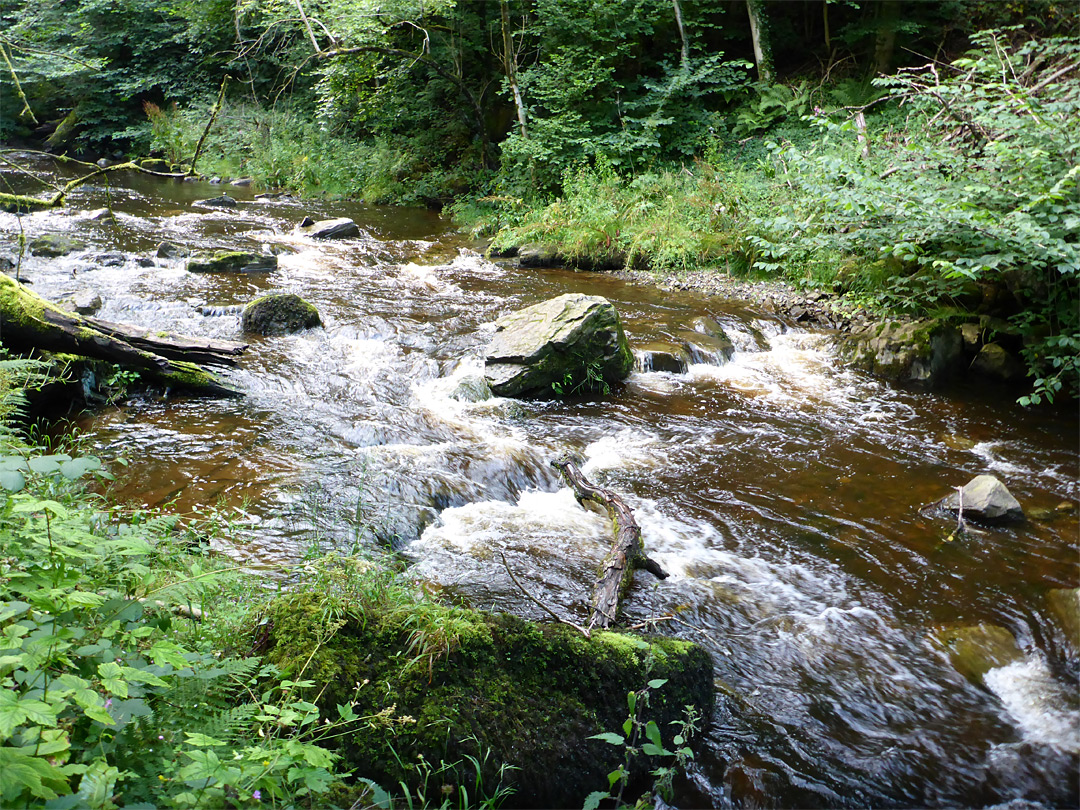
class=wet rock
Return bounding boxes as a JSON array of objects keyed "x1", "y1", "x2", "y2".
[
  {"x1": 86, "y1": 208, "x2": 116, "y2": 221},
  {"x1": 265, "y1": 243, "x2": 297, "y2": 256},
  {"x1": 960, "y1": 322, "x2": 982, "y2": 355},
  {"x1": 679, "y1": 330, "x2": 734, "y2": 365},
  {"x1": 230, "y1": 177, "x2": 253, "y2": 187},
  {"x1": 255, "y1": 192, "x2": 292, "y2": 201},
  {"x1": 0, "y1": 256, "x2": 14, "y2": 271},
  {"x1": 29, "y1": 234, "x2": 86, "y2": 258},
  {"x1": 487, "y1": 244, "x2": 518, "y2": 259},
  {"x1": 839, "y1": 319, "x2": 964, "y2": 386},
  {"x1": 484, "y1": 293, "x2": 634, "y2": 398},
  {"x1": 155, "y1": 241, "x2": 188, "y2": 259},
  {"x1": 637, "y1": 342, "x2": 690, "y2": 374},
  {"x1": 136, "y1": 257, "x2": 155, "y2": 267},
  {"x1": 138, "y1": 158, "x2": 171, "y2": 171},
  {"x1": 938, "y1": 432, "x2": 976, "y2": 451},
  {"x1": 939, "y1": 474, "x2": 1025, "y2": 524},
  {"x1": 295, "y1": 217, "x2": 360, "y2": 240},
  {"x1": 262, "y1": 591, "x2": 713, "y2": 810},
  {"x1": 193, "y1": 194, "x2": 237, "y2": 208},
  {"x1": 970, "y1": 343, "x2": 1025, "y2": 383},
  {"x1": 1057, "y1": 501, "x2": 1077, "y2": 513},
  {"x1": 241, "y1": 293, "x2": 321, "y2": 335},
  {"x1": 1047, "y1": 588, "x2": 1080, "y2": 659},
  {"x1": 187, "y1": 251, "x2": 278, "y2": 274},
  {"x1": 96, "y1": 158, "x2": 111, "y2": 168},
  {"x1": 517, "y1": 243, "x2": 561, "y2": 268},
  {"x1": 95, "y1": 252, "x2": 125, "y2": 267},
  {"x1": 208, "y1": 176, "x2": 223, "y2": 185},
  {"x1": 64, "y1": 290, "x2": 103, "y2": 315},
  {"x1": 933, "y1": 623, "x2": 1024, "y2": 684},
  {"x1": 449, "y1": 375, "x2": 493, "y2": 403}
]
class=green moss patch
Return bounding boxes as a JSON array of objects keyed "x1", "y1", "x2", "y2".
[{"x1": 262, "y1": 591, "x2": 713, "y2": 808}]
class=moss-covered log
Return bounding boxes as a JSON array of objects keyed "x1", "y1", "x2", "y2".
[
  {"x1": 0, "y1": 274, "x2": 244, "y2": 397},
  {"x1": 551, "y1": 455, "x2": 668, "y2": 629},
  {"x1": 261, "y1": 592, "x2": 712, "y2": 809}
]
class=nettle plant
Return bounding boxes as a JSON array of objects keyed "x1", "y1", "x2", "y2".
[
  {"x1": 0, "y1": 446, "x2": 361, "y2": 808},
  {"x1": 755, "y1": 28, "x2": 1079, "y2": 403}
]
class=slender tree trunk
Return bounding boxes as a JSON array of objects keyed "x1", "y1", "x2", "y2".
[
  {"x1": 672, "y1": 0, "x2": 689, "y2": 65},
  {"x1": 874, "y1": 0, "x2": 901, "y2": 75},
  {"x1": 746, "y1": 0, "x2": 774, "y2": 83},
  {"x1": 500, "y1": 0, "x2": 528, "y2": 139}
]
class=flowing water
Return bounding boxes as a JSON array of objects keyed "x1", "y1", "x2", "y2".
[{"x1": 3, "y1": 156, "x2": 1078, "y2": 808}]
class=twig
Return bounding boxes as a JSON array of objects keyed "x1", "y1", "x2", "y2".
[
  {"x1": 189, "y1": 77, "x2": 229, "y2": 177},
  {"x1": 498, "y1": 551, "x2": 591, "y2": 638}
]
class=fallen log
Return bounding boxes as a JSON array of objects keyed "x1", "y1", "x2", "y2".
[
  {"x1": 551, "y1": 455, "x2": 668, "y2": 629},
  {"x1": 0, "y1": 273, "x2": 244, "y2": 397}
]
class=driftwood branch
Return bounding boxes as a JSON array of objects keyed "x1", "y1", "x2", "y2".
[{"x1": 551, "y1": 455, "x2": 668, "y2": 629}]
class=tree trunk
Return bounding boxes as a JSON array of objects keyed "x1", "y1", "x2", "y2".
[
  {"x1": 746, "y1": 0, "x2": 774, "y2": 83},
  {"x1": 0, "y1": 274, "x2": 245, "y2": 397},
  {"x1": 500, "y1": 0, "x2": 529, "y2": 139},
  {"x1": 874, "y1": 0, "x2": 901, "y2": 76},
  {"x1": 551, "y1": 456, "x2": 668, "y2": 629}
]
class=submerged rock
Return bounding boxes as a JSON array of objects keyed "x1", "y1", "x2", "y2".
[
  {"x1": 483, "y1": 293, "x2": 634, "y2": 398},
  {"x1": 64, "y1": 290, "x2": 102, "y2": 315},
  {"x1": 939, "y1": 474, "x2": 1025, "y2": 524},
  {"x1": 241, "y1": 293, "x2": 322, "y2": 335},
  {"x1": 1047, "y1": 588, "x2": 1080, "y2": 659},
  {"x1": 187, "y1": 251, "x2": 277, "y2": 274},
  {"x1": 933, "y1": 623, "x2": 1024, "y2": 684},
  {"x1": 262, "y1": 590, "x2": 713, "y2": 809},
  {"x1": 839, "y1": 319, "x2": 963, "y2": 386},
  {"x1": 295, "y1": 217, "x2": 360, "y2": 240},
  {"x1": 29, "y1": 234, "x2": 86, "y2": 258},
  {"x1": 193, "y1": 194, "x2": 237, "y2": 208},
  {"x1": 679, "y1": 330, "x2": 734, "y2": 365},
  {"x1": 95, "y1": 252, "x2": 125, "y2": 267},
  {"x1": 86, "y1": 208, "x2": 116, "y2": 221}
]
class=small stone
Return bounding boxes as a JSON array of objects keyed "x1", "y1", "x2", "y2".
[
  {"x1": 0, "y1": 256, "x2": 13, "y2": 271},
  {"x1": 939, "y1": 474, "x2": 1025, "y2": 524},
  {"x1": 295, "y1": 217, "x2": 360, "y2": 240},
  {"x1": 637, "y1": 343, "x2": 690, "y2": 374},
  {"x1": 86, "y1": 208, "x2": 116, "y2": 221},
  {"x1": 70, "y1": 290, "x2": 102, "y2": 315},
  {"x1": 299, "y1": 215, "x2": 315, "y2": 227},
  {"x1": 136, "y1": 257, "x2": 155, "y2": 267},
  {"x1": 960, "y1": 322, "x2": 981, "y2": 354},
  {"x1": 1056, "y1": 501, "x2": 1076, "y2": 513},
  {"x1": 95, "y1": 252, "x2": 125, "y2": 267},
  {"x1": 209, "y1": 176, "x2": 223, "y2": 185},
  {"x1": 1027, "y1": 507, "x2": 1056, "y2": 521},
  {"x1": 938, "y1": 433, "x2": 976, "y2": 451},
  {"x1": 96, "y1": 158, "x2": 111, "y2": 168},
  {"x1": 241, "y1": 293, "x2": 322, "y2": 335},
  {"x1": 193, "y1": 194, "x2": 237, "y2": 208},
  {"x1": 449, "y1": 375, "x2": 493, "y2": 403},
  {"x1": 230, "y1": 177, "x2": 253, "y2": 186}
]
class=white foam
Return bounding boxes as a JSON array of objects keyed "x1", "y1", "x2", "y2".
[
  {"x1": 582, "y1": 430, "x2": 663, "y2": 475},
  {"x1": 984, "y1": 656, "x2": 1080, "y2": 753}
]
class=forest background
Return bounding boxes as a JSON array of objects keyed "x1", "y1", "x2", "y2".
[{"x1": 1, "y1": 0, "x2": 1077, "y2": 396}]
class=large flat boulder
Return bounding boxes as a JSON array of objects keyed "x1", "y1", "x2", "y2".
[
  {"x1": 939, "y1": 474, "x2": 1025, "y2": 524},
  {"x1": 483, "y1": 293, "x2": 634, "y2": 398}
]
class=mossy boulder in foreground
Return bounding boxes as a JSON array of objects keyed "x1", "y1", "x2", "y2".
[
  {"x1": 241, "y1": 293, "x2": 322, "y2": 335},
  {"x1": 262, "y1": 592, "x2": 713, "y2": 808}
]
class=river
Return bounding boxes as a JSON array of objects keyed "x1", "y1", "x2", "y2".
[{"x1": 3, "y1": 156, "x2": 1078, "y2": 808}]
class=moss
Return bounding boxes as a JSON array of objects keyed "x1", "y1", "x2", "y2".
[
  {"x1": 262, "y1": 592, "x2": 712, "y2": 809},
  {"x1": 241, "y1": 294, "x2": 322, "y2": 335},
  {"x1": 0, "y1": 192, "x2": 61, "y2": 214}
]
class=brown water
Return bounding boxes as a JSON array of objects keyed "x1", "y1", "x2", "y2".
[{"x1": 4, "y1": 155, "x2": 1078, "y2": 808}]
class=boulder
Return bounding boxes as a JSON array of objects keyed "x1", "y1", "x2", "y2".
[
  {"x1": 449, "y1": 374, "x2": 493, "y2": 403},
  {"x1": 295, "y1": 217, "x2": 360, "y2": 240},
  {"x1": 933, "y1": 623, "x2": 1024, "y2": 684},
  {"x1": 241, "y1": 293, "x2": 322, "y2": 335},
  {"x1": 138, "y1": 158, "x2": 171, "y2": 171},
  {"x1": 29, "y1": 234, "x2": 86, "y2": 258},
  {"x1": 969, "y1": 343, "x2": 1025, "y2": 383},
  {"x1": 939, "y1": 474, "x2": 1025, "y2": 524},
  {"x1": 230, "y1": 177, "x2": 254, "y2": 187},
  {"x1": 483, "y1": 293, "x2": 634, "y2": 398},
  {"x1": 156, "y1": 241, "x2": 188, "y2": 259},
  {"x1": 839, "y1": 319, "x2": 964, "y2": 386},
  {"x1": 636, "y1": 342, "x2": 690, "y2": 374},
  {"x1": 86, "y1": 208, "x2": 116, "y2": 222},
  {"x1": 960, "y1": 322, "x2": 982, "y2": 356},
  {"x1": 187, "y1": 251, "x2": 277, "y2": 274},
  {"x1": 262, "y1": 590, "x2": 713, "y2": 810},
  {"x1": 679, "y1": 330, "x2": 734, "y2": 365},
  {"x1": 193, "y1": 194, "x2": 237, "y2": 208},
  {"x1": 0, "y1": 256, "x2": 14, "y2": 271},
  {"x1": 517, "y1": 243, "x2": 561, "y2": 268},
  {"x1": 1047, "y1": 588, "x2": 1079, "y2": 659}
]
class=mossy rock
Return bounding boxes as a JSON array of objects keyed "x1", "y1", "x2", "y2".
[
  {"x1": 932, "y1": 623, "x2": 1023, "y2": 684},
  {"x1": 186, "y1": 251, "x2": 277, "y2": 274},
  {"x1": 261, "y1": 592, "x2": 713, "y2": 809},
  {"x1": 839, "y1": 319, "x2": 963, "y2": 386},
  {"x1": 241, "y1": 293, "x2": 322, "y2": 335},
  {"x1": 138, "y1": 158, "x2": 172, "y2": 171},
  {"x1": 30, "y1": 234, "x2": 86, "y2": 258}
]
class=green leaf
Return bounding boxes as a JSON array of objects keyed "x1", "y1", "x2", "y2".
[
  {"x1": 355, "y1": 777, "x2": 391, "y2": 810},
  {"x1": 642, "y1": 742, "x2": 671, "y2": 757},
  {"x1": 645, "y1": 720, "x2": 663, "y2": 749},
  {"x1": 646, "y1": 678, "x2": 668, "y2": 689},
  {"x1": 626, "y1": 690, "x2": 636, "y2": 714},
  {"x1": 83, "y1": 706, "x2": 114, "y2": 726},
  {"x1": 184, "y1": 732, "x2": 225, "y2": 747},
  {"x1": 588, "y1": 732, "x2": 625, "y2": 746},
  {"x1": 0, "y1": 469, "x2": 25, "y2": 492},
  {"x1": 58, "y1": 458, "x2": 101, "y2": 481},
  {"x1": 583, "y1": 790, "x2": 610, "y2": 810},
  {"x1": 26, "y1": 455, "x2": 71, "y2": 475}
]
